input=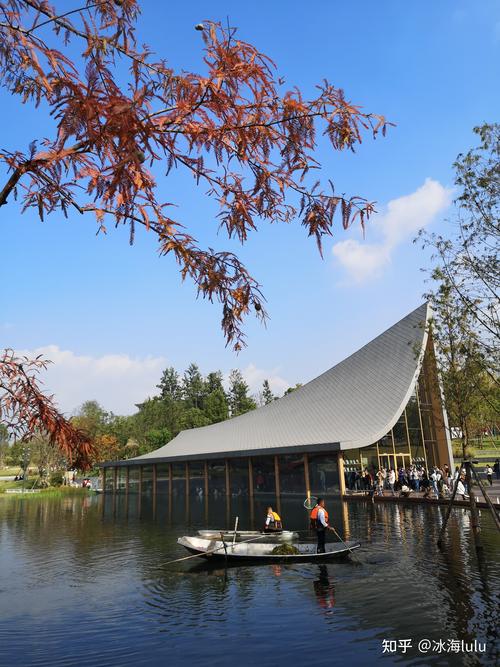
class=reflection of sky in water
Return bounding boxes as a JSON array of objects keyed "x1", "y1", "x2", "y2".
[{"x1": 0, "y1": 495, "x2": 498, "y2": 666}]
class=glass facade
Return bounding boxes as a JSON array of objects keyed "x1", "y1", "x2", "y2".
[
  {"x1": 171, "y1": 463, "x2": 186, "y2": 497},
  {"x1": 252, "y1": 457, "x2": 275, "y2": 494},
  {"x1": 229, "y1": 458, "x2": 249, "y2": 496},
  {"x1": 188, "y1": 461, "x2": 205, "y2": 496},
  {"x1": 279, "y1": 454, "x2": 305, "y2": 494},
  {"x1": 308, "y1": 453, "x2": 339, "y2": 494},
  {"x1": 141, "y1": 465, "x2": 154, "y2": 495},
  {"x1": 117, "y1": 466, "x2": 127, "y2": 493},
  {"x1": 207, "y1": 460, "x2": 226, "y2": 495},
  {"x1": 156, "y1": 463, "x2": 169, "y2": 494}
]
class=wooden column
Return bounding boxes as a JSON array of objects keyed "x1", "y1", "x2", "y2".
[
  {"x1": 125, "y1": 466, "x2": 130, "y2": 495},
  {"x1": 274, "y1": 455, "x2": 281, "y2": 498},
  {"x1": 204, "y1": 461, "x2": 209, "y2": 498},
  {"x1": 304, "y1": 453, "x2": 311, "y2": 500},
  {"x1": 185, "y1": 462, "x2": 190, "y2": 500},
  {"x1": 101, "y1": 468, "x2": 105, "y2": 492},
  {"x1": 152, "y1": 464, "x2": 157, "y2": 496},
  {"x1": 113, "y1": 466, "x2": 118, "y2": 494},
  {"x1": 338, "y1": 451, "x2": 346, "y2": 496},
  {"x1": 138, "y1": 465, "x2": 143, "y2": 495},
  {"x1": 248, "y1": 458, "x2": 254, "y2": 497},
  {"x1": 168, "y1": 463, "x2": 172, "y2": 498},
  {"x1": 225, "y1": 459, "x2": 230, "y2": 496}
]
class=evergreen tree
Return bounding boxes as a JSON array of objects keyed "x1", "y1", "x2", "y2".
[
  {"x1": 182, "y1": 363, "x2": 206, "y2": 409},
  {"x1": 205, "y1": 371, "x2": 225, "y2": 394},
  {"x1": 204, "y1": 388, "x2": 230, "y2": 423},
  {"x1": 262, "y1": 379, "x2": 275, "y2": 405},
  {"x1": 228, "y1": 370, "x2": 257, "y2": 417},
  {"x1": 156, "y1": 366, "x2": 182, "y2": 400}
]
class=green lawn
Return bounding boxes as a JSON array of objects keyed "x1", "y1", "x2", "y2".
[
  {"x1": 0, "y1": 466, "x2": 23, "y2": 477},
  {"x1": 0, "y1": 479, "x2": 92, "y2": 497}
]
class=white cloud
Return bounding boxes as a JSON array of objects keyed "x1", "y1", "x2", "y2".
[
  {"x1": 332, "y1": 178, "x2": 451, "y2": 284},
  {"x1": 240, "y1": 363, "x2": 290, "y2": 396},
  {"x1": 17, "y1": 345, "x2": 167, "y2": 416}
]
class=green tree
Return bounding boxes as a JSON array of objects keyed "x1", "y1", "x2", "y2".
[
  {"x1": 419, "y1": 123, "x2": 499, "y2": 371},
  {"x1": 283, "y1": 383, "x2": 303, "y2": 396},
  {"x1": 425, "y1": 277, "x2": 491, "y2": 458},
  {"x1": 262, "y1": 379, "x2": 275, "y2": 405},
  {"x1": 182, "y1": 363, "x2": 206, "y2": 409},
  {"x1": 156, "y1": 367, "x2": 182, "y2": 400},
  {"x1": 204, "y1": 388, "x2": 230, "y2": 423},
  {"x1": 72, "y1": 400, "x2": 109, "y2": 439},
  {"x1": 228, "y1": 370, "x2": 257, "y2": 417},
  {"x1": 205, "y1": 371, "x2": 225, "y2": 394},
  {"x1": 179, "y1": 408, "x2": 211, "y2": 431},
  {"x1": 0, "y1": 424, "x2": 8, "y2": 468}
]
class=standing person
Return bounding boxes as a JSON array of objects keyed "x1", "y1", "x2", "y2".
[
  {"x1": 430, "y1": 468, "x2": 441, "y2": 498},
  {"x1": 310, "y1": 498, "x2": 334, "y2": 554},
  {"x1": 376, "y1": 469, "x2": 384, "y2": 496},
  {"x1": 388, "y1": 469, "x2": 396, "y2": 496},
  {"x1": 485, "y1": 465, "x2": 493, "y2": 487},
  {"x1": 264, "y1": 506, "x2": 282, "y2": 531}
]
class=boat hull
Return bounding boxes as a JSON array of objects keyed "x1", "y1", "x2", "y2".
[
  {"x1": 197, "y1": 530, "x2": 298, "y2": 542},
  {"x1": 178, "y1": 536, "x2": 360, "y2": 562}
]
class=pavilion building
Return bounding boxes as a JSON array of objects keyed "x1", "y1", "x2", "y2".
[{"x1": 101, "y1": 303, "x2": 454, "y2": 497}]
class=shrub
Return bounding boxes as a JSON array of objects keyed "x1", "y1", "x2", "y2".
[{"x1": 49, "y1": 472, "x2": 64, "y2": 487}]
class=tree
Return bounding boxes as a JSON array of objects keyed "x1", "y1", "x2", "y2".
[
  {"x1": 0, "y1": 1, "x2": 389, "y2": 350},
  {"x1": 262, "y1": 379, "x2": 275, "y2": 405},
  {"x1": 419, "y1": 124, "x2": 499, "y2": 371},
  {"x1": 182, "y1": 363, "x2": 205, "y2": 409},
  {"x1": 228, "y1": 369, "x2": 256, "y2": 416},
  {"x1": 205, "y1": 371, "x2": 224, "y2": 394},
  {"x1": 283, "y1": 383, "x2": 303, "y2": 396},
  {"x1": 425, "y1": 277, "x2": 493, "y2": 459},
  {"x1": 178, "y1": 407, "x2": 211, "y2": 431},
  {"x1": 72, "y1": 400, "x2": 110, "y2": 439},
  {"x1": 0, "y1": 424, "x2": 8, "y2": 468},
  {"x1": 156, "y1": 367, "x2": 182, "y2": 400},
  {"x1": 0, "y1": 349, "x2": 94, "y2": 469},
  {"x1": 204, "y1": 388, "x2": 229, "y2": 423}
]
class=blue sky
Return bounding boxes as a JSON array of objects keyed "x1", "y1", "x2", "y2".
[{"x1": 1, "y1": 0, "x2": 499, "y2": 414}]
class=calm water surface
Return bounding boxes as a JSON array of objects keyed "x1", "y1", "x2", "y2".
[{"x1": 0, "y1": 493, "x2": 498, "y2": 667}]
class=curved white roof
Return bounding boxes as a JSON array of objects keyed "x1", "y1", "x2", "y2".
[{"x1": 131, "y1": 303, "x2": 430, "y2": 462}]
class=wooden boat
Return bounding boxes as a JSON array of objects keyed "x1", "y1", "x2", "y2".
[
  {"x1": 197, "y1": 529, "x2": 298, "y2": 541},
  {"x1": 179, "y1": 535, "x2": 360, "y2": 562}
]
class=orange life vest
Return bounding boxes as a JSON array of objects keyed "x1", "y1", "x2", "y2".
[{"x1": 310, "y1": 506, "x2": 329, "y2": 528}]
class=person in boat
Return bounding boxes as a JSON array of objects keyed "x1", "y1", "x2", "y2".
[
  {"x1": 264, "y1": 507, "x2": 282, "y2": 532},
  {"x1": 310, "y1": 498, "x2": 334, "y2": 553}
]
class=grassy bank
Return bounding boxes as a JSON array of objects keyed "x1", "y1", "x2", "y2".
[{"x1": 0, "y1": 479, "x2": 94, "y2": 498}]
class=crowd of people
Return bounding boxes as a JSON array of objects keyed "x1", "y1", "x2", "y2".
[{"x1": 345, "y1": 463, "x2": 477, "y2": 500}]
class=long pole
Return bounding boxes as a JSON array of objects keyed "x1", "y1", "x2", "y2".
[
  {"x1": 437, "y1": 466, "x2": 462, "y2": 547},
  {"x1": 471, "y1": 463, "x2": 500, "y2": 532}
]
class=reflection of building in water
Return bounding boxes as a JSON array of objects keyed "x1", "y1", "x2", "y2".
[{"x1": 101, "y1": 304, "x2": 453, "y2": 500}]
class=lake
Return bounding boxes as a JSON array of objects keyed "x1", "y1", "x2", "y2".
[{"x1": 0, "y1": 493, "x2": 498, "y2": 666}]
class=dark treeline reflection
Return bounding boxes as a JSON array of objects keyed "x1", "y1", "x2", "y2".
[{"x1": 0, "y1": 494, "x2": 498, "y2": 667}]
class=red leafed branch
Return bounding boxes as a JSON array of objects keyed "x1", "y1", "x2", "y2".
[
  {"x1": 0, "y1": 1, "x2": 391, "y2": 350},
  {"x1": 0, "y1": 349, "x2": 94, "y2": 470}
]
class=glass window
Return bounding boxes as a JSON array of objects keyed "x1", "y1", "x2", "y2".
[
  {"x1": 117, "y1": 466, "x2": 127, "y2": 492},
  {"x1": 156, "y1": 463, "x2": 169, "y2": 494},
  {"x1": 279, "y1": 454, "x2": 305, "y2": 494},
  {"x1": 229, "y1": 458, "x2": 249, "y2": 496},
  {"x1": 172, "y1": 463, "x2": 186, "y2": 497},
  {"x1": 309, "y1": 454, "x2": 339, "y2": 494},
  {"x1": 129, "y1": 466, "x2": 139, "y2": 492},
  {"x1": 188, "y1": 461, "x2": 205, "y2": 496},
  {"x1": 359, "y1": 444, "x2": 378, "y2": 476},
  {"x1": 104, "y1": 468, "x2": 114, "y2": 491},
  {"x1": 393, "y1": 414, "x2": 410, "y2": 454},
  {"x1": 252, "y1": 457, "x2": 275, "y2": 494},
  {"x1": 208, "y1": 459, "x2": 226, "y2": 495},
  {"x1": 141, "y1": 465, "x2": 153, "y2": 494}
]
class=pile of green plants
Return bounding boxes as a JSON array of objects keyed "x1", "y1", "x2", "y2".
[{"x1": 271, "y1": 543, "x2": 300, "y2": 555}]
